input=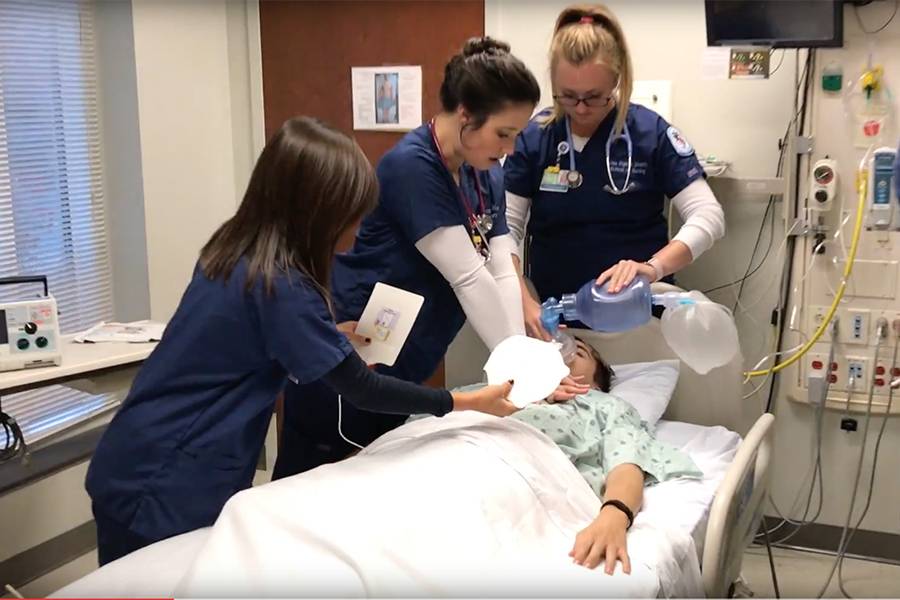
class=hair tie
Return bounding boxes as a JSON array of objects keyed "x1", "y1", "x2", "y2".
[{"x1": 579, "y1": 15, "x2": 594, "y2": 24}]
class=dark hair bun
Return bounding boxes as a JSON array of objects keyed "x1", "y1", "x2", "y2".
[
  {"x1": 439, "y1": 36, "x2": 540, "y2": 127},
  {"x1": 462, "y1": 36, "x2": 510, "y2": 58}
]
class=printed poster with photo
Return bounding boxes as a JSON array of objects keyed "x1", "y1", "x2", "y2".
[{"x1": 351, "y1": 66, "x2": 422, "y2": 131}]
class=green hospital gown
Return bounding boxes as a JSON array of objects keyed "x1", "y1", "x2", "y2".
[{"x1": 511, "y1": 389, "x2": 702, "y2": 495}]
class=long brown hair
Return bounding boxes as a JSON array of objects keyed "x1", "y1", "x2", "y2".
[
  {"x1": 546, "y1": 4, "x2": 633, "y2": 136},
  {"x1": 200, "y1": 117, "x2": 377, "y2": 296}
]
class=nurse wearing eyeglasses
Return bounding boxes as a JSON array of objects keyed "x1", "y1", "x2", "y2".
[{"x1": 503, "y1": 4, "x2": 726, "y2": 339}]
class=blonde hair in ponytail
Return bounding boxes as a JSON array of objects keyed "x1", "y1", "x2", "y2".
[{"x1": 546, "y1": 4, "x2": 632, "y2": 135}]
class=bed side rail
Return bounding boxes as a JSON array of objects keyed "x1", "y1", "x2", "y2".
[{"x1": 701, "y1": 412, "x2": 775, "y2": 598}]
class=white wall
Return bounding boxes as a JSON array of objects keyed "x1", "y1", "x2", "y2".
[
  {"x1": 96, "y1": 0, "x2": 150, "y2": 323},
  {"x1": 131, "y1": 0, "x2": 262, "y2": 321},
  {"x1": 93, "y1": 0, "x2": 265, "y2": 324},
  {"x1": 471, "y1": 0, "x2": 900, "y2": 538}
]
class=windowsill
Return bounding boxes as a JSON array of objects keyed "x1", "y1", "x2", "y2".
[
  {"x1": 0, "y1": 417, "x2": 271, "y2": 497},
  {"x1": 0, "y1": 424, "x2": 106, "y2": 496}
]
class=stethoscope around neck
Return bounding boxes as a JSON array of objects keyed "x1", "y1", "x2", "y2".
[{"x1": 562, "y1": 116, "x2": 635, "y2": 195}]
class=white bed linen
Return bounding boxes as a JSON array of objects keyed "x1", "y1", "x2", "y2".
[{"x1": 54, "y1": 415, "x2": 740, "y2": 599}]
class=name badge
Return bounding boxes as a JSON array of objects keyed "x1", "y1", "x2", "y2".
[{"x1": 539, "y1": 166, "x2": 569, "y2": 193}]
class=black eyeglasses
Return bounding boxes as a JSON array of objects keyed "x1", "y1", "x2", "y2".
[{"x1": 553, "y1": 93, "x2": 614, "y2": 108}]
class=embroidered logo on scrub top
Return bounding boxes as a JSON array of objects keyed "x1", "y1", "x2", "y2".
[
  {"x1": 666, "y1": 126, "x2": 694, "y2": 157},
  {"x1": 609, "y1": 159, "x2": 648, "y2": 176}
]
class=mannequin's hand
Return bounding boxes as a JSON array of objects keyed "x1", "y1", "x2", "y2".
[
  {"x1": 596, "y1": 260, "x2": 657, "y2": 294},
  {"x1": 570, "y1": 506, "x2": 631, "y2": 574},
  {"x1": 546, "y1": 375, "x2": 591, "y2": 403}
]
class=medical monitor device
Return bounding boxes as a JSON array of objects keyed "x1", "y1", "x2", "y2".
[
  {"x1": 867, "y1": 147, "x2": 898, "y2": 229},
  {"x1": 810, "y1": 158, "x2": 838, "y2": 212},
  {"x1": 705, "y1": 1, "x2": 843, "y2": 49},
  {"x1": 0, "y1": 276, "x2": 62, "y2": 372}
]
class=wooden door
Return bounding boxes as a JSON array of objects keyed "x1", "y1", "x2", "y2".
[{"x1": 261, "y1": 2, "x2": 484, "y2": 416}]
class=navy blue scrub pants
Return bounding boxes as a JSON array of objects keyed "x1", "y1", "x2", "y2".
[
  {"x1": 93, "y1": 508, "x2": 157, "y2": 566},
  {"x1": 272, "y1": 379, "x2": 407, "y2": 480}
]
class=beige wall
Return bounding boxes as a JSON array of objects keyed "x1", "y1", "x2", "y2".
[
  {"x1": 132, "y1": 0, "x2": 262, "y2": 321},
  {"x1": 771, "y1": 2, "x2": 900, "y2": 535},
  {"x1": 454, "y1": 0, "x2": 797, "y2": 386}
]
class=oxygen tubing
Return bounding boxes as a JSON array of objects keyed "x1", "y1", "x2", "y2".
[{"x1": 744, "y1": 163, "x2": 867, "y2": 378}]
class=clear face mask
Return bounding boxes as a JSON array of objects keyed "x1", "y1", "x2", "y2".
[{"x1": 540, "y1": 301, "x2": 579, "y2": 365}]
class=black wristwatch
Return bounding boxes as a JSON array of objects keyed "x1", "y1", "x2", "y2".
[{"x1": 601, "y1": 499, "x2": 635, "y2": 530}]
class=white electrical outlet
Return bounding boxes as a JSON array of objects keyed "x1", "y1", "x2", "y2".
[
  {"x1": 843, "y1": 357, "x2": 871, "y2": 391},
  {"x1": 839, "y1": 309, "x2": 870, "y2": 345},
  {"x1": 808, "y1": 305, "x2": 833, "y2": 341},
  {"x1": 873, "y1": 311, "x2": 900, "y2": 337}
]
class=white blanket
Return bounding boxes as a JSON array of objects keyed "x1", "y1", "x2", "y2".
[{"x1": 174, "y1": 412, "x2": 701, "y2": 598}]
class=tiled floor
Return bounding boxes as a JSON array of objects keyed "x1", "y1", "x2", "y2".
[
  {"x1": 742, "y1": 546, "x2": 900, "y2": 598},
  {"x1": 7, "y1": 545, "x2": 900, "y2": 598}
]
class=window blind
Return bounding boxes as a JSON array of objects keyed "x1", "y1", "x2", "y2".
[{"x1": 0, "y1": 0, "x2": 117, "y2": 444}]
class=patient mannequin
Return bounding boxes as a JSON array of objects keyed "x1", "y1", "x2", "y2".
[
  {"x1": 511, "y1": 337, "x2": 700, "y2": 574},
  {"x1": 560, "y1": 336, "x2": 615, "y2": 394}
]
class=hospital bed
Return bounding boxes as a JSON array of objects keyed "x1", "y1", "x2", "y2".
[{"x1": 54, "y1": 286, "x2": 774, "y2": 599}]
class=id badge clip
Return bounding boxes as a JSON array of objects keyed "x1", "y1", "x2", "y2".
[
  {"x1": 540, "y1": 167, "x2": 570, "y2": 193},
  {"x1": 470, "y1": 217, "x2": 492, "y2": 262}
]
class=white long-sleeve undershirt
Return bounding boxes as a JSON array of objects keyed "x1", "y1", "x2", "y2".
[
  {"x1": 415, "y1": 227, "x2": 523, "y2": 350},
  {"x1": 505, "y1": 178, "x2": 724, "y2": 261}
]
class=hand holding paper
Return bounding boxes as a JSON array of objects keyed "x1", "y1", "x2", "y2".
[
  {"x1": 483, "y1": 335, "x2": 570, "y2": 408},
  {"x1": 351, "y1": 283, "x2": 424, "y2": 367}
]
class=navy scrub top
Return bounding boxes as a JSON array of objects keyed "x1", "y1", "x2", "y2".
[
  {"x1": 86, "y1": 259, "x2": 352, "y2": 541},
  {"x1": 331, "y1": 123, "x2": 508, "y2": 384},
  {"x1": 503, "y1": 104, "x2": 706, "y2": 302}
]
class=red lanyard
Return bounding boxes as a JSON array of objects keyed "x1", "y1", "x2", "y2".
[{"x1": 428, "y1": 118, "x2": 486, "y2": 229}]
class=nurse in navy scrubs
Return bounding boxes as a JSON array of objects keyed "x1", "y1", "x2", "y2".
[
  {"x1": 274, "y1": 38, "x2": 590, "y2": 478},
  {"x1": 85, "y1": 117, "x2": 517, "y2": 565},
  {"x1": 503, "y1": 4, "x2": 726, "y2": 339}
]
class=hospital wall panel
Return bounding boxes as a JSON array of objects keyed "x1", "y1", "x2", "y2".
[
  {"x1": 482, "y1": 0, "x2": 900, "y2": 544},
  {"x1": 775, "y1": 2, "x2": 900, "y2": 539}
]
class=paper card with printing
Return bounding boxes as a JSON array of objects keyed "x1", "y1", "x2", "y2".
[{"x1": 353, "y1": 283, "x2": 424, "y2": 367}]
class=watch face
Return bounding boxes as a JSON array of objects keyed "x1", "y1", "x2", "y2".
[{"x1": 814, "y1": 166, "x2": 834, "y2": 185}]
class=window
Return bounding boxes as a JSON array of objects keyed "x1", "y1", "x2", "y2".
[{"x1": 0, "y1": 0, "x2": 116, "y2": 443}]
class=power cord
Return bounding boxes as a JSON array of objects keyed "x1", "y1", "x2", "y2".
[
  {"x1": 769, "y1": 48, "x2": 787, "y2": 76},
  {"x1": 835, "y1": 320, "x2": 899, "y2": 598},
  {"x1": 763, "y1": 49, "x2": 816, "y2": 410},
  {"x1": 816, "y1": 319, "x2": 888, "y2": 598},
  {"x1": 853, "y1": 0, "x2": 898, "y2": 34},
  {"x1": 755, "y1": 321, "x2": 835, "y2": 546},
  {"x1": 337, "y1": 394, "x2": 364, "y2": 450},
  {"x1": 0, "y1": 397, "x2": 27, "y2": 464},
  {"x1": 762, "y1": 522, "x2": 781, "y2": 598},
  {"x1": 702, "y1": 51, "x2": 813, "y2": 298}
]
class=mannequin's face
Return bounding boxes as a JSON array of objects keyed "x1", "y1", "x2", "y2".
[{"x1": 568, "y1": 339, "x2": 600, "y2": 387}]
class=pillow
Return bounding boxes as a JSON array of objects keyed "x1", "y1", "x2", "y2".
[{"x1": 609, "y1": 359, "x2": 680, "y2": 427}]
